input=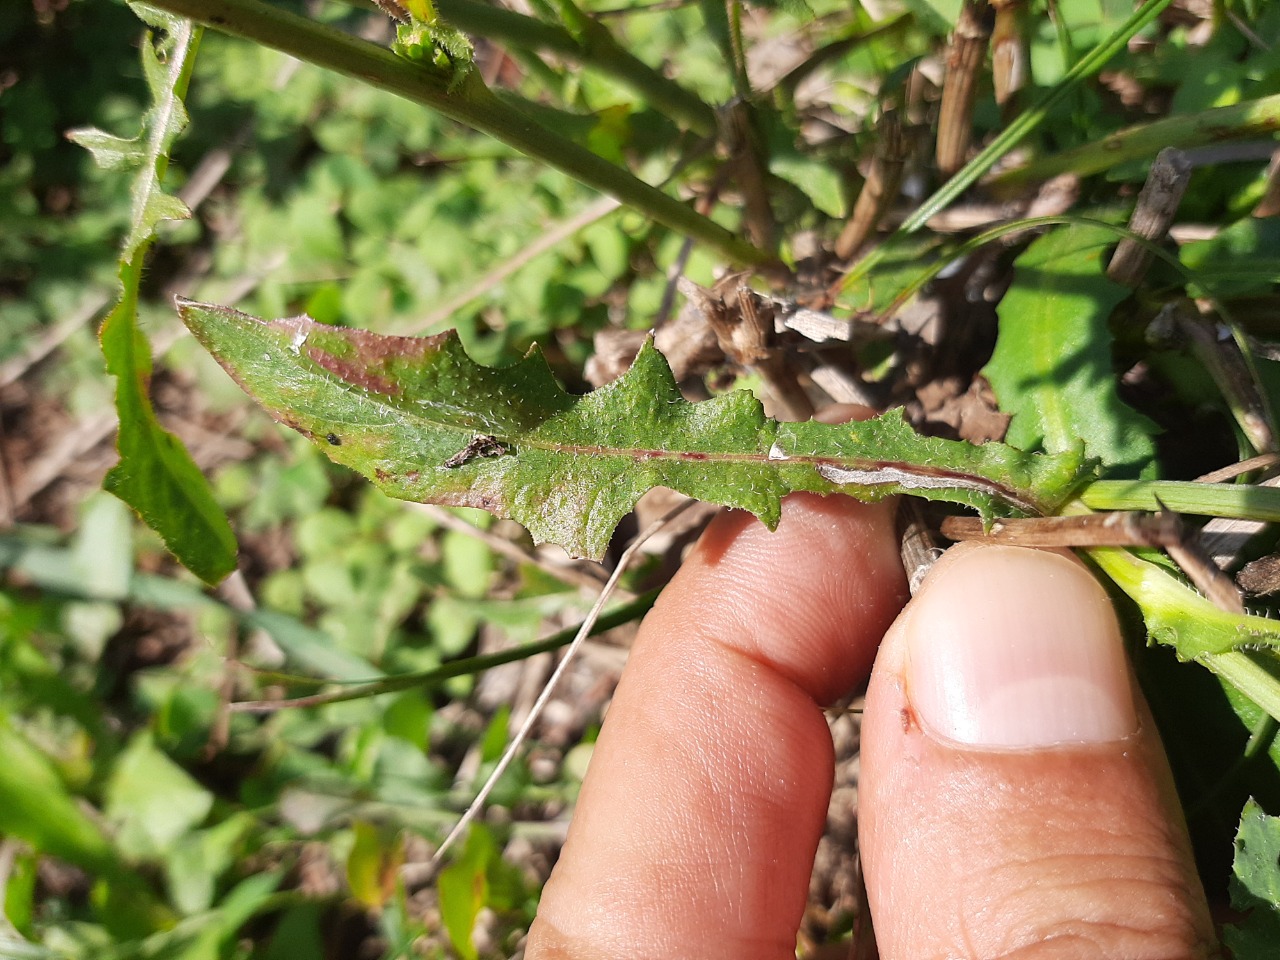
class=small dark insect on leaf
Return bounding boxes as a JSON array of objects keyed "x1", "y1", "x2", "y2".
[
  {"x1": 443, "y1": 434, "x2": 508, "y2": 469},
  {"x1": 326, "y1": 433, "x2": 341, "y2": 446}
]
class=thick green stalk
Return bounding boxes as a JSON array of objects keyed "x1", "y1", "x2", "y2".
[
  {"x1": 837, "y1": 0, "x2": 1174, "y2": 295},
  {"x1": 145, "y1": 0, "x2": 773, "y2": 267},
  {"x1": 437, "y1": 0, "x2": 719, "y2": 136},
  {"x1": 994, "y1": 93, "x2": 1280, "y2": 185},
  {"x1": 1081, "y1": 479, "x2": 1280, "y2": 522}
]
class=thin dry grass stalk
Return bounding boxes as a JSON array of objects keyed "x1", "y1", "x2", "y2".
[
  {"x1": 433, "y1": 498, "x2": 696, "y2": 862},
  {"x1": 936, "y1": 0, "x2": 991, "y2": 177},
  {"x1": 835, "y1": 110, "x2": 906, "y2": 260},
  {"x1": 1107, "y1": 147, "x2": 1192, "y2": 287},
  {"x1": 990, "y1": 0, "x2": 1029, "y2": 108}
]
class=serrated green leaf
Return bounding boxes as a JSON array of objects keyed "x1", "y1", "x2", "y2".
[
  {"x1": 985, "y1": 224, "x2": 1158, "y2": 478},
  {"x1": 121, "y1": 4, "x2": 199, "y2": 260},
  {"x1": 1225, "y1": 799, "x2": 1280, "y2": 958},
  {"x1": 177, "y1": 300, "x2": 1094, "y2": 560},
  {"x1": 64, "y1": 128, "x2": 146, "y2": 171},
  {"x1": 102, "y1": 275, "x2": 238, "y2": 585}
]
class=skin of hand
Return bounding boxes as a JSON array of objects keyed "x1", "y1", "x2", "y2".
[{"x1": 524, "y1": 492, "x2": 1220, "y2": 960}]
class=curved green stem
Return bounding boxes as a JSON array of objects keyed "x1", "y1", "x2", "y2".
[
  {"x1": 994, "y1": 92, "x2": 1280, "y2": 186},
  {"x1": 145, "y1": 0, "x2": 775, "y2": 268},
  {"x1": 438, "y1": 0, "x2": 719, "y2": 136},
  {"x1": 233, "y1": 588, "x2": 661, "y2": 711}
]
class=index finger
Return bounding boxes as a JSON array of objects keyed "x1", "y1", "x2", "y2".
[{"x1": 526, "y1": 492, "x2": 909, "y2": 960}]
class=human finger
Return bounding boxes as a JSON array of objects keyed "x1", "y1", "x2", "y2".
[
  {"x1": 860, "y1": 542, "x2": 1217, "y2": 959},
  {"x1": 526, "y1": 492, "x2": 909, "y2": 960}
]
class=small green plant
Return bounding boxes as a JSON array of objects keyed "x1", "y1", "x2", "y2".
[{"x1": 11, "y1": 0, "x2": 1280, "y2": 955}]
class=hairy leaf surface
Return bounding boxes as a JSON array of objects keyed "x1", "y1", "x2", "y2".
[
  {"x1": 179, "y1": 301, "x2": 1094, "y2": 560},
  {"x1": 68, "y1": 4, "x2": 237, "y2": 585},
  {"x1": 1225, "y1": 799, "x2": 1280, "y2": 959}
]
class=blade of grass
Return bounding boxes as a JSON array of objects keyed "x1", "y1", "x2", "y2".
[
  {"x1": 994, "y1": 93, "x2": 1280, "y2": 186},
  {"x1": 836, "y1": 0, "x2": 1174, "y2": 296}
]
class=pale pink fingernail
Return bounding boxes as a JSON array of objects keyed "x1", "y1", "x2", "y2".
[{"x1": 905, "y1": 546, "x2": 1139, "y2": 748}]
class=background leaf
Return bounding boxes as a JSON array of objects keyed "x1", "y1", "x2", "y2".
[
  {"x1": 984, "y1": 223, "x2": 1159, "y2": 477},
  {"x1": 1225, "y1": 799, "x2": 1280, "y2": 958},
  {"x1": 69, "y1": 7, "x2": 237, "y2": 585}
]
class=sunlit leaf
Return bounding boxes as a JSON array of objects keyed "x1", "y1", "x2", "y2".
[
  {"x1": 0, "y1": 716, "x2": 115, "y2": 875},
  {"x1": 437, "y1": 825, "x2": 497, "y2": 960},
  {"x1": 178, "y1": 301, "x2": 1094, "y2": 560},
  {"x1": 68, "y1": 5, "x2": 237, "y2": 586},
  {"x1": 105, "y1": 731, "x2": 214, "y2": 859},
  {"x1": 985, "y1": 224, "x2": 1158, "y2": 478}
]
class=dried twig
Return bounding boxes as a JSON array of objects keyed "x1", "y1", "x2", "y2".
[
  {"x1": 1153, "y1": 302, "x2": 1277, "y2": 455},
  {"x1": 990, "y1": 0, "x2": 1028, "y2": 108},
  {"x1": 1196, "y1": 453, "x2": 1280, "y2": 485},
  {"x1": 836, "y1": 109, "x2": 907, "y2": 260},
  {"x1": 432, "y1": 498, "x2": 695, "y2": 862},
  {"x1": 940, "y1": 511, "x2": 1185, "y2": 548},
  {"x1": 898, "y1": 499, "x2": 943, "y2": 594},
  {"x1": 936, "y1": 0, "x2": 990, "y2": 177},
  {"x1": 942, "y1": 510, "x2": 1244, "y2": 612},
  {"x1": 680, "y1": 278, "x2": 815, "y2": 420},
  {"x1": 1106, "y1": 147, "x2": 1192, "y2": 287},
  {"x1": 719, "y1": 100, "x2": 777, "y2": 254}
]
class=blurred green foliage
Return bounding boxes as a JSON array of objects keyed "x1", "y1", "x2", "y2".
[{"x1": 5, "y1": 0, "x2": 1280, "y2": 956}]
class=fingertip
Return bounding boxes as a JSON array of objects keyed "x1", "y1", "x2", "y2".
[
  {"x1": 860, "y1": 542, "x2": 1217, "y2": 959},
  {"x1": 527, "y1": 491, "x2": 908, "y2": 960}
]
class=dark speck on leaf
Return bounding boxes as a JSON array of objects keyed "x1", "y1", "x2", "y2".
[
  {"x1": 444, "y1": 434, "x2": 508, "y2": 468},
  {"x1": 326, "y1": 433, "x2": 341, "y2": 446}
]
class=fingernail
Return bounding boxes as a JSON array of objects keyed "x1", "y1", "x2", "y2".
[{"x1": 905, "y1": 546, "x2": 1138, "y2": 748}]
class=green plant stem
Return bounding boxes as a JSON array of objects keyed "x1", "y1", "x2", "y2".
[
  {"x1": 437, "y1": 0, "x2": 719, "y2": 136},
  {"x1": 836, "y1": 0, "x2": 1173, "y2": 295},
  {"x1": 1200, "y1": 652, "x2": 1280, "y2": 723},
  {"x1": 1080, "y1": 479, "x2": 1280, "y2": 521},
  {"x1": 995, "y1": 93, "x2": 1280, "y2": 185},
  {"x1": 145, "y1": 0, "x2": 773, "y2": 268},
  {"x1": 233, "y1": 588, "x2": 662, "y2": 711},
  {"x1": 1086, "y1": 545, "x2": 1280, "y2": 723}
]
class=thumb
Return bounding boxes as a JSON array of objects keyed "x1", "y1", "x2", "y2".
[{"x1": 859, "y1": 542, "x2": 1219, "y2": 959}]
